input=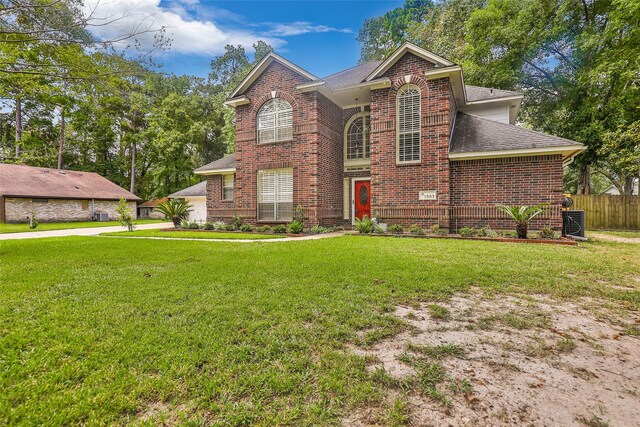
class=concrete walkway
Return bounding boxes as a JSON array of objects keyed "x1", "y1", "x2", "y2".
[
  {"x1": 0, "y1": 222, "x2": 173, "y2": 240},
  {"x1": 99, "y1": 231, "x2": 346, "y2": 243}
]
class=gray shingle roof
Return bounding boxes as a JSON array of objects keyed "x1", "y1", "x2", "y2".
[
  {"x1": 194, "y1": 153, "x2": 236, "y2": 173},
  {"x1": 322, "y1": 61, "x2": 383, "y2": 89},
  {"x1": 450, "y1": 113, "x2": 580, "y2": 153},
  {"x1": 465, "y1": 85, "x2": 521, "y2": 102},
  {"x1": 169, "y1": 181, "x2": 207, "y2": 197}
]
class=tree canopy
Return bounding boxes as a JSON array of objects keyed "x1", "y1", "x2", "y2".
[{"x1": 358, "y1": 0, "x2": 640, "y2": 194}]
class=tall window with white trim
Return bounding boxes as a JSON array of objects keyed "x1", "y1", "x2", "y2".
[
  {"x1": 345, "y1": 113, "x2": 370, "y2": 165},
  {"x1": 222, "y1": 174, "x2": 234, "y2": 200},
  {"x1": 257, "y1": 168, "x2": 293, "y2": 221},
  {"x1": 397, "y1": 85, "x2": 421, "y2": 163},
  {"x1": 257, "y1": 98, "x2": 293, "y2": 144}
]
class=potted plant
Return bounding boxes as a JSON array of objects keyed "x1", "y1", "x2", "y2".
[
  {"x1": 497, "y1": 204, "x2": 545, "y2": 239},
  {"x1": 155, "y1": 199, "x2": 192, "y2": 228}
]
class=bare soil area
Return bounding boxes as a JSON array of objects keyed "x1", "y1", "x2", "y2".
[{"x1": 347, "y1": 290, "x2": 640, "y2": 427}]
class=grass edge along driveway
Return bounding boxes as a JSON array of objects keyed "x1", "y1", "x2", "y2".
[
  {"x1": 0, "y1": 219, "x2": 164, "y2": 234},
  {"x1": 1, "y1": 235, "x2": 638, "y2": 425}
]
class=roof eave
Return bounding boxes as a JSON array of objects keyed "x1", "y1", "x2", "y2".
[
  {"x1": 448, "y1": 144, "x2": 586, "y2": 163},
  {"x1": 194, "y1": 168, "x2": 236, "y2": 176},
  {"x1": 223, "y1": 95, "x2": 250, "y2": 108}
]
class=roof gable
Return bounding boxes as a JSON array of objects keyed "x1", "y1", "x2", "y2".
[
  {"x1": 228, "y1": 52, "x2": 318, "y2": 99},
  {"x1": 365, "y1": 42, "x2": 454, "y2": 82}
]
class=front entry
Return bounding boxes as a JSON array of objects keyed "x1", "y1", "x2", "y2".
[{"x1": 354, "y1": 180, "x2": 371, "y2": 220}]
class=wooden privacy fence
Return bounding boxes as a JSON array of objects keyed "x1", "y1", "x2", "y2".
[{"x1": 570, "y1": 194, "x2": 640, "y2": 230}]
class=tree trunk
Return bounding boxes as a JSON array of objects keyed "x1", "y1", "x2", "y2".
[
  {"x1": 57, "y1": 105, "x2": 65, "y2": 169},
  {"x1": 622, "y1": 176, "x2": 635, "y2": 195},
  {"x1": 516, "y1": 222, "x2": 528, "y2": 239},
  {"x1": 577, "y1": 163, "x2": 591, "y2": 194},
  {"x1": 15, "y1": 98, "x2": 21, "y2": 157},
  {"x1": 130, "y1": 111, "x2": 137, "y2": 193}
]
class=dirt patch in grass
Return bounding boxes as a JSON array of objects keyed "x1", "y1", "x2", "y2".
[
  {"x1": 347, "y1": 291, "x2": 640, "y2": 426},
  {"x1": 589, "y1": 233, "x2": 640, "y2": 244}
]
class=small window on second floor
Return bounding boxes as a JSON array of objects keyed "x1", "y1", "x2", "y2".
[
  {"x1": 257, "y1": 98, "x2": 293, "y2": 144},
  {"x1": 222, "y1": 174, "x2": 234, "y2": 200}
]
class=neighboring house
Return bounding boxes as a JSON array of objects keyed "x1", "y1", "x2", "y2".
[
  {"x1": 0, "y1": 163, "x2": 140, "y2": 223},
  {"x1": 169, "y1": 181, "x2": 207, "y2": 223},
  {"x1": 603, "y1": 179, "x2": 638, "y2": 195},
  {"x1": 196, "y1": 42, "x2": 585, "y2": 230},
  {"x1": 138, "y1": 197, "x2": 168, "y2": 219}
]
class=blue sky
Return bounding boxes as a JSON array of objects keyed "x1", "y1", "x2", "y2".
[{"x1": 86, "y1": 0, "x2": 403, "y2": 78}]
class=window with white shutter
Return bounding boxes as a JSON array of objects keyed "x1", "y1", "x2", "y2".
[
  {"x1": 257, "y1": 168, "x2": 293, "y2": 221},
  {"x1": 345, "y1": 113, "x2": 370, "y2": 168},
  {"x1": 397, "y1": 85, "x2": 421, "y2": 163},
  {"x1": 222, "y1": 174, "x2": 234, "y2": 200},
  {"x1": 257, "y1": 98, "x2": 293, "y2": 144}
]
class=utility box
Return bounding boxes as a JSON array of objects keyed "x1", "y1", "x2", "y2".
[
  {"x1": 562, "y1": 210, "x2": 585, "y2": 237},
  {"x1": 96, "y1": 212, "x2": 110, "y2": 222}
]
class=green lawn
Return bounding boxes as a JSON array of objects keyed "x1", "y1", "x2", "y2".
[
  {"x1": 589, "y1": 230, "x2": 640, "y2": 238},
  {"x1": 0, "y1": 219, "x2": 165, "y2": 234},
  {"x1": 102, "y1": 229, "x2": 285, "y2": 240},
  {"x1": 1, "y1": 236, "x2": 638, "y2": 425}
]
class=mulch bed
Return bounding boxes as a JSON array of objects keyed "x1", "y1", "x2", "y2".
[{"x1": 362, "y1": 233, "x2": 577, "y2": 245}]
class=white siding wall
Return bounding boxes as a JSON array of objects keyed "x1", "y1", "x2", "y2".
[{"x1": 462, "y1": 105, "x2": 510, "y2": 124}]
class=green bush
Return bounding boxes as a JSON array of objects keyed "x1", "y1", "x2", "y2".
[
  {"x1": 458, "y1": 227, "x2": 476, "y2": 237},
  {"x1": 388, "y1": 224, "x2": 404, "y2": 234},
  {"x1": 409, "y1": 224, "x2": 424, "y2": 235},
  {"x1": 222, "y1": 224, "x2": 235, "y2": 231},
  {"x1": 373, "y1": 223, "x2": 386, "y2": 234},
  {"x1": 155, "y1": 199, "x2": 192, "y2": 228},
  {"x1": 28, "y1": 211, "x2": 39, "y2": 230},
  {"x1": 231, "y1": 212, "x2": 243, "y2": 229},
  {"x1": 272, "y1": 225, "x2": 287, "y2": 234},
  {"x1": 203, "y1": 222, "x2": 214, "y2": 230},
  {"x1": 116, "y1": 197, "x2": 135, "y2": 232},
  {"x1": 430, "y1": 224, "x2": 448, "y2": 236},
  {"x1": 240, "y1": 224, "x2": 254, "y2": 232},
  {"x1": 287, "y1": 220, "x2": 304, "y2": 234},
  {"x1": 354, "y1": 215, "x2": 374, "y2": 234},
  {"x1": 255, "y1": 225, "x2": 271, "y2": 233},
  {"x1": 310, "y1": 225, "x2": 327, "y2": 234},
  {"x1": 538, "y1": 227, "x2": 558, "y2": 239}
]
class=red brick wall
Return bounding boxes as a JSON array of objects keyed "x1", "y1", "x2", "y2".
[
  {"x1": 206, "y1": 175, "x2": 237, "y2": 222},
  {"x1": 370, "y1": 52, "x2": 454, "y2": 228},
  {"x1": 209, "y1": 61, "x2": 346, "y2": 226},
  {"x1": 449, "y1": 155, "x2": 564, "y2": 231}
]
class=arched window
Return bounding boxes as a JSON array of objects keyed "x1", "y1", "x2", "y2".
[
  {"x1": 257, "y1": 98, "x2": 293, "y2": 144},
  {"x1": 397, "y1": 85, "x2": 421, "y2": 163},
  {"x1": 345, "y1": 113, "x2": 370, "y2": 164}
]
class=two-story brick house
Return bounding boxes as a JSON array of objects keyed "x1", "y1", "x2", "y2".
[{"x1": 196, "y1": 42, "x2": 584, "y2": 231}]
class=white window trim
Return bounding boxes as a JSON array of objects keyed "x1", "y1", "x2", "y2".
[
  {"x1": 257, "y1": 168, "x2": 293, "y2": 222},
  {"x1": 396, "y1": 84, "x2": 422, "y2": 165},
  {"x1": 257, "y1": 98, "x2": 293, "y2": 144},
  {"x1": 344, "y1": 112, "x2": 371, "y2": 170},
  {"x1": 222, "y1": 174, "x2": 234, "y2": 201},
  {"x1": 351, "y1": 177, "x2": 371, "y2": 225}
]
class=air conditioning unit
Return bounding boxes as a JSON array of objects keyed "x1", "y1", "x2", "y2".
[
  {"x1": 96, "y1": 212, "x2": 110, "y2": 222},
  {"x1": 562, "y1": 210, "x2": 585, "y2": 238}
]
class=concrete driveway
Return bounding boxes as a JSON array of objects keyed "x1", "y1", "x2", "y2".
[{"x1": 0, "y1": 222, "x2": 173, "y2": 240}]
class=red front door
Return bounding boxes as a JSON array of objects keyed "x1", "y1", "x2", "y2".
[{"x1": 354, "y1": 180, "x2": 371, "y2": 220}]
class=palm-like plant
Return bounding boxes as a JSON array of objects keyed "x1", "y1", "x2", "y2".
[
  {"x1": 155, "y1": 199, "x2": 192, "y2": 228},
  {"x1": 497, "y1": 204, "x2": 545, "y2": 239}
]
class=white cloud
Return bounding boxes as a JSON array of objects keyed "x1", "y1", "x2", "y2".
[
  {"x1": 83, "y1": 0, "x2": 282, "y2": 55},
  {"x1": 82, "y1": 0, "x2": 352, "y2": 57},
  {"x1": 264, "y1": 21, "x2": 353, "y2": 37}
]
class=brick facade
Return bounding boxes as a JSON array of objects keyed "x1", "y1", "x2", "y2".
[
  {"x1": 206, "y1": 52, "x2": 566, "y2": 231},
  {"x1": 3, "y1": 198, "x2": 137, "y2": 223},
  {"x1": 449, "y1": 155, "x2": 564, "y2": 230}
]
